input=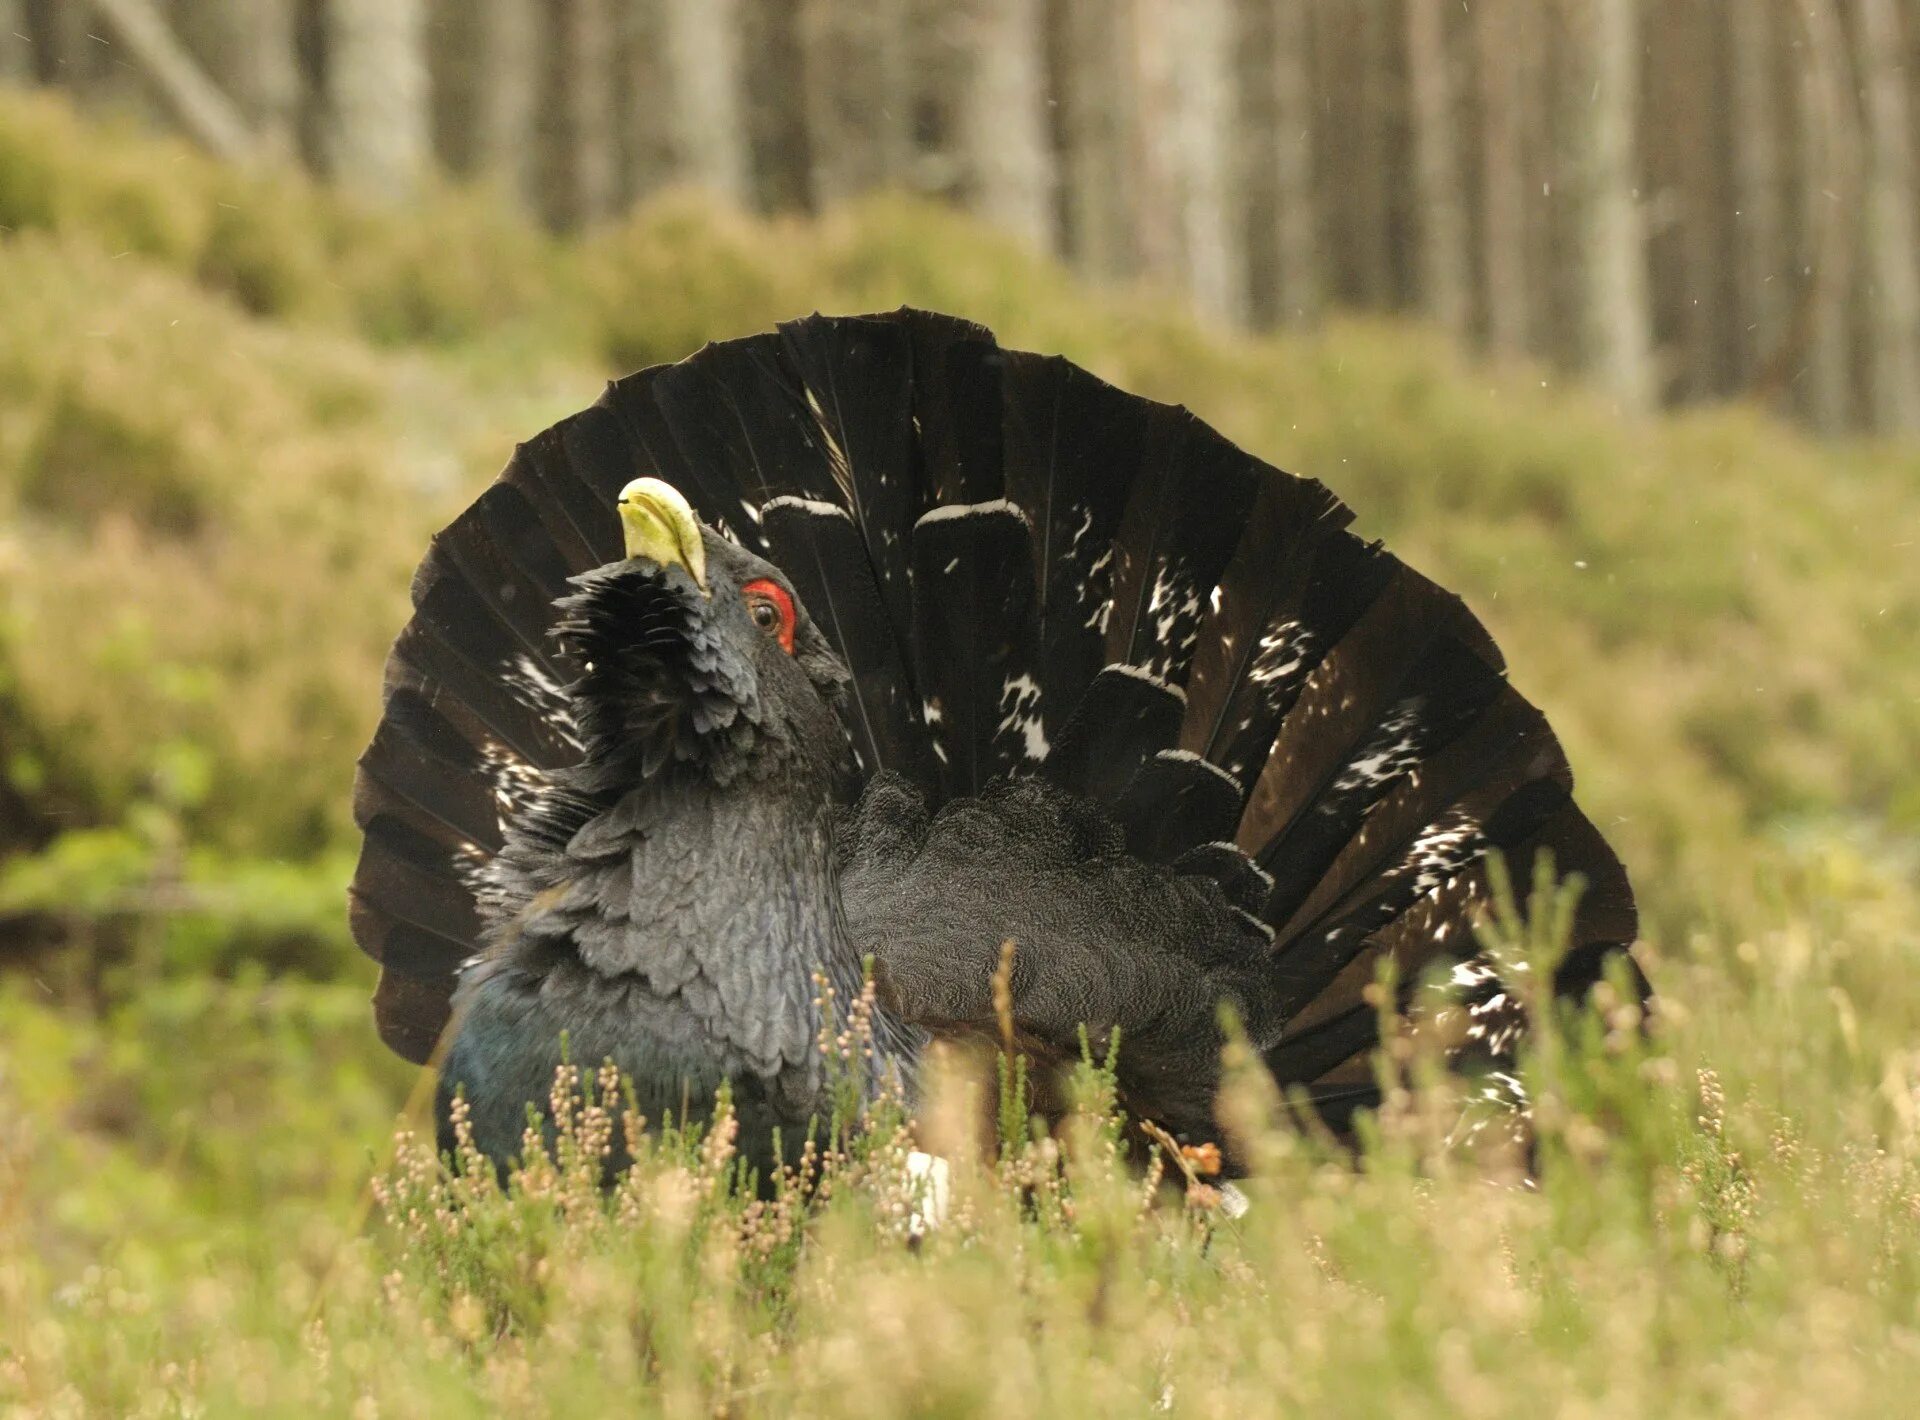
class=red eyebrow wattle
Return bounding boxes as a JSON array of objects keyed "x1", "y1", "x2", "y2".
[{"x1": 742, "y1": 578, "x2": 796, "y2": 654}]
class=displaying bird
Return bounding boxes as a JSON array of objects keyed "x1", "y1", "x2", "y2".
[{"x1": 349, "y1": 309, "x2": 1641, "y2": 1178}]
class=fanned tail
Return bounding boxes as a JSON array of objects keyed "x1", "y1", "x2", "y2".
[{"x1": 352, "y1": 309, "x2": 1640, "y2": 1135}]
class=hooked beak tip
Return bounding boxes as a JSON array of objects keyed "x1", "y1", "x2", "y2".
[{"x1": 617, "y1": 477, "x2": 708, "y2": 595}]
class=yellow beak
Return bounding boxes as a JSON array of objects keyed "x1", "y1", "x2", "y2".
[{"x1": 616, "y1": 477, "x2": 708, "y2": 595}]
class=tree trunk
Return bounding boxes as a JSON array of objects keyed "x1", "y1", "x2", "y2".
[
  {"x1": 27, "y1": 0, "x2": 107, "y2": 92},
  {"x1": 1853, "y1": 0, "x2": 1920, "y2": 433},
  {"x1": 907, "y1": 0, "x2": 967, "y2": 201},
  {"x1": 172, "y1": 0, "x2": 298, "y2": 152},
  {"x1": 321, "y1": 0, "x2": 428, "y2": 202},
  {"x1": 618, "y1": 0, "x2": 751, "y2": 205},
  {"x1": 1727, "y1": 0, "x2": 1784, "y2": 387},
  {"x1": 947, "y1": 0, "x2": 1054, "y2": 250},
  {"x1": 662, "y1": 0, "x2": 751, "y2": 202},
  {"x1": 1786, "y1": 0, "x2": 1858, "y2": 430},
  {"x1": 739, "y1": 0, "x2": 813, "y2": 211},
  {"x1": 84, "y1": 0, "x2": 255, "y2": 159},
  {"x1": 1404, "y1": 0, "x2": 1468, "y2": 340},
  {"x1": 1370, "y1": 0, "x2": 1409, "y2": 307},
  {"x1": 1560, "y1": 0, "x2": 1654, "y2": 413},
  {"x1": 430, "y1": 0, "x2": 537, "y2": 199},
  {"x1": 797, "y1": 0, "x2": 915, "y2": 205},
  {"x1": 1273, "y1": 0, "x2": 1320, "y2": 325},
  {"x1": 613, "y1": 0, "x2": 671, "y2": 201},
  {"x1": 1237, "y1": 0, "x2": 1320, "y2": 328},
  {"x1": 2, "y1": 0, "x2": 32, "y2": 81},
  {"x1": 536, "y1": 0, "x2": 617, "y2": 228},
  {"x1": 1474, "y1": 0, "x2": 1530, "y2": 357},
  {"x1": 1325, "y1": 0, "x2": 1398, "y2": 307},
  {"x1": 1134, "y1": 0, "x2": 1244, "y2": 323},
  {"x1": 1651, "y1": 0, "x2": 1731, "y2": 403},
  {"x1": 1052, "y1": 0, "x2": 1138, "y2": 279}
]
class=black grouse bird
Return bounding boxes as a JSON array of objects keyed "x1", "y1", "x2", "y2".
[{"x1": 350, "y1": 309, "x2": 1640, "y2": 1176}]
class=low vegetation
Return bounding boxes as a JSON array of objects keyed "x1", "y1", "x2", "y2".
[{"x1": 1, "y1": 93, "x2": 1916, "y2": 1416}]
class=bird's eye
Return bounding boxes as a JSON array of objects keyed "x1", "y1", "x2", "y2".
[{"x1": 741, "y1": 578, "x2": 797, "y2": 654}]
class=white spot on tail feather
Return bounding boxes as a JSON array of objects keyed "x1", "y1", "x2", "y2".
[
  {"x1": 506, "y1": 655, "x2": 579, "y2": 743},
  {"x1": 1249, "y1": 620, "x2": 1312, "y2": 691},
  {"x1": 1082, "y1": 544, "x2": 1117, "y2": 633},
  {"x1": 996, "y1": 673, "x2": 1049, "y2": 762},
  {"x1": 1066, "y1": 504, "x2": 1095, "y2": 555},
  {"x1": 763, "y1": 494, "x2": 852, "y2": 523},
  {"x1": 915, "y1": 498, "x2": 1030, "y2": 528},
  {"x1": 1153, "y1": 749, "x2": 1244, "y2": 795},
  {"x1": 1327, "y1": 698, "x2": 1425, "y2": 801},
  {"x1": 1103, "y1": 662, "x2": 1187, "y2": 702}
]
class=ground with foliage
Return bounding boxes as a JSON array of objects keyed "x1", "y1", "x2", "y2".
[{"x1": 1, "y1": 93, "x2": 1918, "y2": 1416}]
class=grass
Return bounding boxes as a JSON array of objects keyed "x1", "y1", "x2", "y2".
[
  {"x1": 0, "y1": 90, "x2": 1917, "y2": 1415},
  {"x1": 8, "y1": 864, "x2": 1920, "y2": 1415}
]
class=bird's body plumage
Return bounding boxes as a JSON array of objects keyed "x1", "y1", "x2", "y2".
[{"x1": 350, "y1": 309, "x2": 1640, "y2": 1174}]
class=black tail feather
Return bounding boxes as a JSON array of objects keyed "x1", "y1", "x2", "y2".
[
  {"x1": 763, "y1": 495, "x2": 928, "y2": 781},
  {"x1": 1253, "y1": 637, "x2": 1511, "y2": 929},
  {"x1": 901, "y1": 309, "x2": 1005, "y2": 505},
  {"x1": 909, "y1": 500, "x2": 1042, "y2": 799},
  {"x1": 648, "y1": 337, "x2": 847, "y2": 518},
  {"x1": 354, "y1": 689, "x2": 504, "y2": 854},
  {"x1": 1000, "y1": 353, "x2": 1151, "y2": 727},
  {"x1": 1265, "y1": 690, "x2": 1564, "y2": 950},
  {"x1": 1172, "y1": 841, "x2": 1274, "y2": 914},
  {"x1": 1104, "y1": 407, "x2": 1264, "y2": 685},
  {"x1": 1043, "y1": 664, "x2": 1185, "y2": 804},
  {"x1": 1113, "y1": 750, "x2": 1244, "y2": 865},
  {"x1": 424, "y1": 486, "x2": 580, "y2": 674},
  {"x1": 351, "y1": 819, "x2": 481, "y2": 960},
  {"x1": 1182, "y1": 527, "x2": 1391, "y2": 787},
  {"x1": 383, "y1": 634, "x2": 558, "y2": 771},
  {"x1": 519, "y1": 420, "x2": 626, "y2": 566},
  {"x1": 777, "y1": 314, "x2": 921, "y2": 667}
]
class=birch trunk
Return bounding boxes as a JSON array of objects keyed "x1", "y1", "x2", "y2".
[
  {"x1": 798, "y1": 0, "x2": 915, "y2": 204},
  {"x1": 321, "y1": 0, "x2": 429, "y2": 202},
  {"x1": 1475, "y1": 0, "x2": 1530, "y2": 356},
  {"x1": 1853, "y1": 0, "x2": 1920, "y2": 433},
  {"x1": 619, "y1": 0, "x2": 751, "y2": 204},
  {"x1": 2, "y1": 0, "x2": 34, "y2": 80},
  {"x1": 536, "y1": 0, "x2": 617, "y2": 228},
  {"x1": 948, "y1": 0, "x2": 1054, "y2": 249},
  {"x1": 1053, "y1": 0, "x2": 1138, "y2": 279},
  {"x1": 1727, "y1": 0, "x2": 1784, "y2": 384},
  {"x1": 1794, "y1": 0, "x2": 1860, "y2": 430},
  {"x1": 739, "y1": 0, "x2": 813, "y2": 210},
  {"x1": 662, "y1": 0, "x2": 751, "y2": 201},
  {"x1": 1561, "y1": 0, "x2": 1654, "y2": 412},
  {"x1": 1135, "y1": 0, "x2": 1244, "y2": 323},
  {"x1": 173, "y1": 0, "x2": 298, "y2": 152},
  {"x1": 1404, "y1": 0, "x2": 1468, "y2": 339},
  {"x1": 430, "y1": 0, "x2": 537, "y2": 198},
  {"x1": 1271, "y1": 0, "x2": 1320, "y2": 324}
]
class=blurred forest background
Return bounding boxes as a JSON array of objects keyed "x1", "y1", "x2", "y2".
[
  {"x1": 2, "y1": 4, "x2": 1920, "y2": 1413},
  {"x1": 8, "y1": 0, "x2": 1920, "y2": 433}
]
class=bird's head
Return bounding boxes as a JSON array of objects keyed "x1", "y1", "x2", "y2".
[{"x1": 557, "y1": 478, "x2": 851, "y2": 790}]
